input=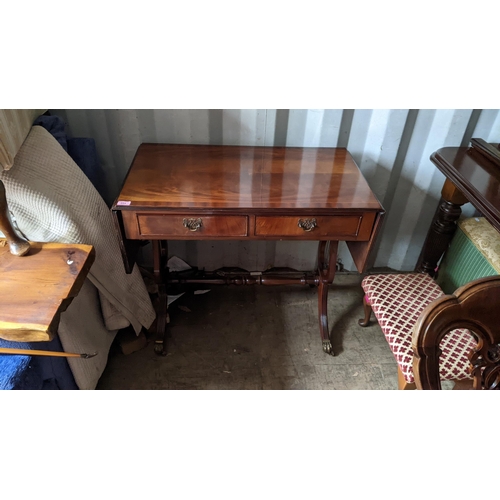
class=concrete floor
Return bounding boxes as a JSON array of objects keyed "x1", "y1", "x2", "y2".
[{"x1": 97, "y1": 274, "x2": 400, "y2": 390}]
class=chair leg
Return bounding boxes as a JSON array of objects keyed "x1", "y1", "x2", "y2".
[
  {"x1": 358, "y1": 295, "x2": 372, "y2": 327},
  {"x1": 397, "y1": 366, "x2": 416, "y2": 390}
]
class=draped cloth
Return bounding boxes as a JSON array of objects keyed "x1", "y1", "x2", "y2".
[
  {"x1": 0, "y1": 109, "x2": 46, "y2": 171},
  {"x1": 0, "y1": 126, "x2": 156, "y2": 389}
]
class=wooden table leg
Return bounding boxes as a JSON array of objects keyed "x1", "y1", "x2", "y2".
[
  {"x1": 153, "y1": 240, "x2": 169, "y2": 356},
  {"x1": 416, "y1": 178, "x2": 469, "y2": 276},
  {"x1": 317, "y1": 240, "x2": 339, "y2": 355}
]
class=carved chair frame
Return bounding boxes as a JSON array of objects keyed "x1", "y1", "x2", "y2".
[{"x1": 412, "y1": 275, "x2": 500, "y2": 390}]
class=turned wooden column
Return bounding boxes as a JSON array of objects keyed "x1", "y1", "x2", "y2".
[
  {"x1": 416, "y1": 179, "x2": 469, "y2": 276},
  {"x1": 0, "y1": 179, "x2": 30, "y2": 256}
]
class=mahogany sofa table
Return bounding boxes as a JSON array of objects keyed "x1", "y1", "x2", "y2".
[{"x1": 112, "y1": 144, "x2": 385, "y2": 356}]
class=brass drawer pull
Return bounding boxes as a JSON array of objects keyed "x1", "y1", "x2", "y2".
[
  {"x1": 183, "y1": 218, "x2": 203, "y2": 231},
  {"x1": 298, "y1": 218, "x2": 317, "y2": 232}
]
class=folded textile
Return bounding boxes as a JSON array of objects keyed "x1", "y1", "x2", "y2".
[
  {"x1": 33, "y1": 114, "x2": 108, "y2": 201},
  {"x1": 58, "y1": 279, "x2": 119, "y2": 389}
]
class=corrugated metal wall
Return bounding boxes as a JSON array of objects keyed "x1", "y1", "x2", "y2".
[{"x1": 51, "y1": 109, "x2": 500, "y2": 272}]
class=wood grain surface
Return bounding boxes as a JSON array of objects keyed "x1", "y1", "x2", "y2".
[
  {"x1": 255, "y1": 215, "x2": 362, "y2": 237},
  {"x1": 114, "y1": 144, "x2": 382, "y2": 211},
  {"x1": 0, "y1": 241, "x2": 95, "y2": 342},
  {"x1": 138, "y1": 214, "x2": 248, "y2": 237}
]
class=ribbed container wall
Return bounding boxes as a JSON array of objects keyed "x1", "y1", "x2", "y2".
[{"x1": 51, "y1": 109, "x2": 500, "y2": 272}]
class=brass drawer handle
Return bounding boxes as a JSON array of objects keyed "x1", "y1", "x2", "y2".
[
  {"x1": 183, "y1": 217, "x2": 203, "y2": 232},
  {"x1": 298, "y1": 218, "x2": 317, "y2": 232}
]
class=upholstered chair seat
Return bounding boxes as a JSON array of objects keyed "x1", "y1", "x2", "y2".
[{"x1": 360, "y1": 273, "x2": 476, "y2": 389}]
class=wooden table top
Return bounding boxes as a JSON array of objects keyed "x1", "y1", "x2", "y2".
[
  {"x1": 431, "y1": 142, "x2": 500, "y2": 232},
  {"x1": 114, "y1": 144, "x2": 383, "y2": 212},
  {"x1": 0, "y1": 241, "x2": 95, "y2": 342}
]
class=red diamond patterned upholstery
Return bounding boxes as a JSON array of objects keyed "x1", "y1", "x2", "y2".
[{"x1": 361, "y1": 273, "x2": 476, "y2": 384}]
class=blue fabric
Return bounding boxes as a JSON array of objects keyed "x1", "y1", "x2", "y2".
[
  {"x1": 34, "y1": 114, "x2": 107, "y2": 201},
  {"x1": 0, "y1": 337, "x2": 78, "y2": 390},
  {"x1": 33, "y1": 115, "x2": 68, "y2": 151},
  {"x1": 67, "y1": 138, "x2": 106, "y2": 197}
]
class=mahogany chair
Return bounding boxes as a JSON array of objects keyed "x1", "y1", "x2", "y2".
[
  {"x1": 359, "y1": 273, "x2": 500, "y2": 390},
  {"x1": 412, "y1": 275, "x2": 500, "y2": 390}
]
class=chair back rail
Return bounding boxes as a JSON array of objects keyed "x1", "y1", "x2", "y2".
[{"x1": 412, "y1": 276, "x2": 500, "y2": 389}]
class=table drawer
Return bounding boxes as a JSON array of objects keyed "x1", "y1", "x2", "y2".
[
  {"x1": 136, "y1": 214, "x2": 248, "y2": 238},
  {"x1": 255, "y1": 215, "x2": 363, "y2": 238}
]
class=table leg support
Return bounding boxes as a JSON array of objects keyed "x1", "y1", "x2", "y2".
[
  {"x1": 416, "y1": 179, "x2": 468, "y2": 276},
  {"x1": 153, "y1": 240, "x2": 169, "y2": 356},
  {"x1": 317, "y1": 240, "x2": 338, "y2": 355}
]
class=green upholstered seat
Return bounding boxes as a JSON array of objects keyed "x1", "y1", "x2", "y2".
[{"x1": 437, "y1": 217, "x2": 500, "y2": 295}]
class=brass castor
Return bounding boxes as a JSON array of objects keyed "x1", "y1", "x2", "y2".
[
  {"x1": 154, "y1": 343, "x2": 168, "y2": 356},
  {"x1": 322, "y1": 341, "x2": 334, "y2": 355}
]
